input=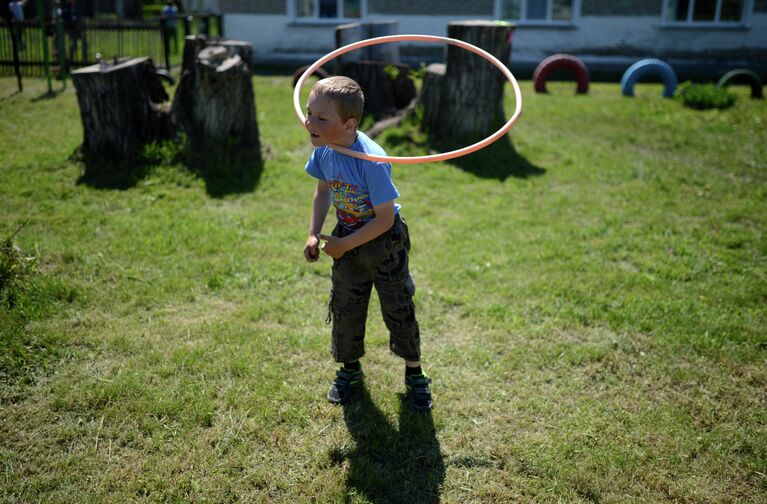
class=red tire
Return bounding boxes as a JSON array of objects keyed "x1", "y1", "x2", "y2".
[
  {"x1": 533, "y1": 54, "x2": 590, "y2": 94},
  {"x1": 292, "y1": 65, "x2": 331, "y2": 88}
]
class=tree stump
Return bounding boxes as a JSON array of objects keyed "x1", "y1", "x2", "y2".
[
  {"x1": 335, "y1": 21, "x2": 399, "y2": 70},
  {"x1": 334, "y1": 21, "x2": 414, "y2": 119},
  {"x1": 173, "y1": 36, "x2": 259, "y2": 150},
  {"x1": 72, "y1": 57, "x2": 172, "y2": 159},
  {"x1": 421, "y1": 21, "x2": 515, "y2": 144},
  {"x1": 340, "y1": 61, "x2": 416, "y2": 119}
]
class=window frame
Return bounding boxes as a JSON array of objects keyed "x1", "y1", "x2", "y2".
[
  {"x1": 288, "y1": 0, "x2": 367, "y2": 24},
  {"x1": 494, "y1": 0, "x2": 581, "y2": 27},
  {"x1": 661, "y1": 0, "x2": 755, "y2": 28}
]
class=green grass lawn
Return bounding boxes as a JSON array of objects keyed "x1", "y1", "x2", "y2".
[{"x1": 1, "y1": 75, "x2": 765, "y2": 503}]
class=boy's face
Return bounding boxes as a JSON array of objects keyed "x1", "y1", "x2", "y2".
[{"x1": 305, "y1": 92, "x2": 357, "y2": 147}]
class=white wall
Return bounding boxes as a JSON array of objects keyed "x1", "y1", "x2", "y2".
[
  {"x1": 224, "y1": 11, "x2": 767, "y2": 69},
  {"x1": 182, "y1": 0, "x2": 220, "y2": 14}
]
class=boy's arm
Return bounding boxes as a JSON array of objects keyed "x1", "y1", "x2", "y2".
[
  {"x1": 305, "y1": 180, "x2": 332, "y2": 262},
  {"x1": 319, "y1": 200, "x2": 395, "y2": 259}
]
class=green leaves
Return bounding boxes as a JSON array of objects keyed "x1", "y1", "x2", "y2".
[{"x1": 677, "y1": 81, "x2": 737, "y2": 110}]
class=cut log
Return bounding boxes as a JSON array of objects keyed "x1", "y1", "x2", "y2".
[
  {"x1": 173, "y1": 36, "x2": 259, "y2": 150},
  {"x1": 335, "y1": 22, "x2": 368, "y2": 68},
  {"x1": 367, "y1": 21, "x2": 400, "y2": 64},
  {"x1": 72, "y1": 57, "x2": 172, "y2": 158},
  {"x1": 340, "y1": 61, "x2": 416, "y2": 119},
  {"x1": 334, "y1": 21, "x2": 399, "y2": 71},
  {"x1": 421, "y1": 21, "x2": 515, "y2": 144},
  {"x1": 181, "y1": 36, "x2": 254, "y2": 76}
]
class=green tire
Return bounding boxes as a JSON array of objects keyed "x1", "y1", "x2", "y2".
[{"x1": 717, "y1": 69, "x2": 763, "y2": 99}]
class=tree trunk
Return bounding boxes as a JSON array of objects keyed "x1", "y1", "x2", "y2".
[
  {"x1": 72, "y1": 57, "x2": 172, "y2": 159},
  {"x1": 334, "y1": 21, "x2": 398, "y2": 72},
  {"x1": 367, "y1": 21, "x2": 400, "y2": 64},
  {"x1": 173, "y1": 36, "x2": 259, "y2": 150},
  {"x1": 421, "y1": 20, "x2": 515, "y2": 144},
  {"x1": 340, "y1": 61, "x2": 416, "y2": 119}
]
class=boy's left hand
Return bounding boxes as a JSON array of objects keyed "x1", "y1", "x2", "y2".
[{"x1": 318, "y1": 234, "x2": 347, "y2": 259}]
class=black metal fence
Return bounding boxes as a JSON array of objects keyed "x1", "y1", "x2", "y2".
[{"x1": 0, "y1": 14, "x2": 223, "y2": 78}]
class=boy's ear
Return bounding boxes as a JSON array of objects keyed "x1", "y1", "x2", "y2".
[{"x1": 344, "y1": 117, "x2": 358, "y2": 131}]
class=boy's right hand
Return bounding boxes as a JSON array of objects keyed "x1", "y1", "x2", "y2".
[{"x1": 304, "y1": 235, "x2": 320, "y2": 262}]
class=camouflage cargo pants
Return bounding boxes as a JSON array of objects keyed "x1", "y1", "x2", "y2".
[{"x1": 328, "y1": 214, "x2": 420, "y2": 363}]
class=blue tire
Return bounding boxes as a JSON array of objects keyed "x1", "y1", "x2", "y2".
[{"x1": 620, "y1": 59, "x2": 678, "y2": 98}]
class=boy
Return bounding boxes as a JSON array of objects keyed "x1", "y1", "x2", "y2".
[{"x1": 302, "y1": 76, "x2": 433, "y2": 411}]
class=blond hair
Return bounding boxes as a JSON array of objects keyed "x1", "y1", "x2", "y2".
[{"x1": 311, "y1": 76, "x2": 364, "y2": 123}]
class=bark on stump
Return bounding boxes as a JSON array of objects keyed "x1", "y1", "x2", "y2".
[
  {"x1": 334, "y1": 21, "x2": 413, "y2": 119},
  {"x1": 340, "y1": 61, "x2": 416, "y2": 119},
  {"x1": 72, "y1": 57, "x2": 172, "y2": 159},
  {"x1": 421, "y1": 21, "x2": 515, "y2": 144},
  {"x1": 173, "y1": 36, "x2": 259, "y2": 150},
  {"x1": 335, "y1": 21, "x2": 399, "y2": 70}
]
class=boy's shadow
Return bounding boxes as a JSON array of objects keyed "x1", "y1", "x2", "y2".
[{"x1": 331, "y1": 388, "x2": 445, "y2": 503}]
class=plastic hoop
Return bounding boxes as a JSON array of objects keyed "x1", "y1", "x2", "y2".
[{"x1": 292, "y1": 34, "x2": 523, "y2": 165}]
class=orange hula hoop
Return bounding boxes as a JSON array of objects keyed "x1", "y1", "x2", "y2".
[{"x1": 293, "y1": 34, "x2": 523, "y2": 165}]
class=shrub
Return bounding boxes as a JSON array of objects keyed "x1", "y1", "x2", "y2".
[
  {"x1": 1, "y1": 223, "x2": 76, "y2": 386},
  {"x1": 0, "y1": 222, "x2": 36, "y2": 309},
  {"x1": 384, "y1": 64, "x2": 401, "y2": 80},
  {"x1": 677, "y1": 82, "x2": 736, "y2": 110}
]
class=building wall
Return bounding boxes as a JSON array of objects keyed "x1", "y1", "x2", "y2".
[
  {"x1": 367, "y1": 0, "x2": 493, "y2": 16},
  {"x1": 582, "y1": 0, "x2": 662, "y2": 16},
  {"x1": 183, "y1": 0, "x2": 223, "y2": 14},
  {"x1": 219, "y1": 0, "x2": 283, "y2": 14},
  {"x1": 222, "y1": 2, "x2": 767, "y2": 78}
]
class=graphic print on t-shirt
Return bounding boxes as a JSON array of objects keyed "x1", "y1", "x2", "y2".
[{"x1": 329, "y1": 178, "x2": 374, "y2": 230}]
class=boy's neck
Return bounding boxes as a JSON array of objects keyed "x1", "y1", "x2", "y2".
[{"x1": 335, "y1": 130, "x2": 358, "y2": 148}]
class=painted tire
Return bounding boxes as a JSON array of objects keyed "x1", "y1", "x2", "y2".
[
  {"x1": 533, "y1": 54, "x2": 589, "y2": 94},
  {"x1": 620, "y1": 59, "x2": 678, "y2": 98},
  {"x1": 291, "y1": 65, "x2": 330, "y2": 88},
  {"x1": 717, "y1": 69, "x2": 764, "y2": 99}
]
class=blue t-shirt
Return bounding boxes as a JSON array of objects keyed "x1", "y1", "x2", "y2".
[{"x1": 305, "y1": 131, "x2": 400, "y2": 231}]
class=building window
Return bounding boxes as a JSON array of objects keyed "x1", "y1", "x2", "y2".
[
  {"x1": 663, "y1": 0, "x2": 754, "y2": 25},
  {"x1": 294, "y1": 0, "x2": 363, "y2": 20},
  {"x1": 496, "y1": 0, "x2": 580, "y2": 24}
]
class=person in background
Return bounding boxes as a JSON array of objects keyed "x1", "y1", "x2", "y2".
[
  {"x1": 8, "y1": 0, "x2": 27, "y2": 49},
  {"x1": 60, "y1": 0, "x2": 86, "y2": 63},
  {"x1": 161, "y1": 0, "x2": 178, "y2": 54}
]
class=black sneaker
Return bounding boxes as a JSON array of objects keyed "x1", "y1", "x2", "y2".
[
  {"x1": 405, "y1": 373, "x2": 433, "y2": 412},
  {"x1": 327, "y1": 367, "x2": 365, "y2": 404}
]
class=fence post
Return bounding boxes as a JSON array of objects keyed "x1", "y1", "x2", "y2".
[
  {"x1": 34, "y1": 0, "x2": 53, "y2": 95},
  {"x1": 9, "y1": 19, "x2": 23, "y2": 92},
  {"x1": 55, "y1": 11, "x2": 67, "y2": 87},
  {"x1": 217, "y1": 14, "x2": 223, "y2": 37},
  {"x1": 161, "y1": 17, "x2": 170, "y2": 69},
  {"x1": 80, "y1": 17, "x2": 87, "y2": 64},
  {"x1": 201, "y1": 15, "x2": 209, "y2": 35},
  {"x1": 183, "y1": 15, "x2": 191, "y2": 37},
  {"x1": 118, "y1": 18, "x2": 123, "y2": 58}
]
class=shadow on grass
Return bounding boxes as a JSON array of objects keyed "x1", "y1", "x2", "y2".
[
  {"x1": 384, "y1": 129, "x2": 545, "y2": 181},
  {"x1": 31, "y1": 89, "x2": 65, "y2": 102},
  {"x1": 75, "y1": 144, "x2": 263, "y2": 197},
  {"x1": 333, "y1": 388, "x2": 444, "y2": 503},
  {"x1": 183, "y1": 145, "x2": 263, "y2": 198},
  {"x1": 441, "y1": 135, "x2": 545, "y2": 180},
  {"x1": 75, "y1": 151, "x2": 153, "y2": 191}
]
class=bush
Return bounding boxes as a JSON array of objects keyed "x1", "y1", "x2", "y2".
[
  {"x1": 1, "y1": 224, "x2": 77, "y2": 387},
  {"x1": 0, "y1": 223, "x2": 36, "y2": 309},
  {"x1": 677, "y1": 82, "x2": 736, "y2": 110}
]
